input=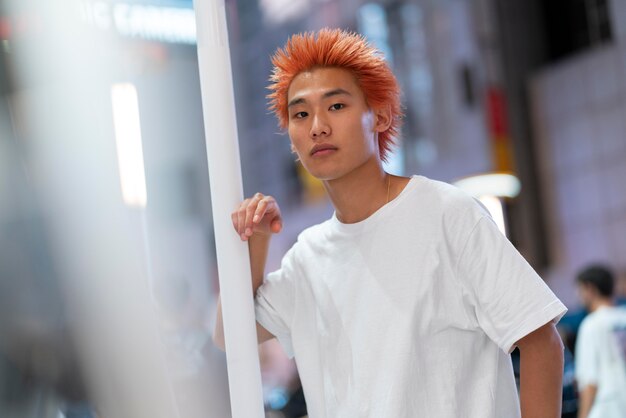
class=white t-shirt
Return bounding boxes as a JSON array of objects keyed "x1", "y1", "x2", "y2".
[
  {"x1": 575, "y1": 306, "x2": 626, "y2": 418},
  {"x1": 255, "y1": 175, "x2": 567, "y2": 418}
]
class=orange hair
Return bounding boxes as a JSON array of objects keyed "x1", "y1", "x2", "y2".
[{"x1": 267, "y1": 28, "x2": 403, "y2": 162}]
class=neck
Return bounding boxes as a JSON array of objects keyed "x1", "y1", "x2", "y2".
[
  {"x1": 323, "y1": 159, "x2": 389, "y2": 224},
  {"x1": 589, "y1": 298, "x2": 613, "y2": 312}
]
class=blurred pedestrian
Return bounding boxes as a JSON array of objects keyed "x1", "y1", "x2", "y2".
[{"x1": 575, "y1": 265, "x2": 626, "y2": 418}]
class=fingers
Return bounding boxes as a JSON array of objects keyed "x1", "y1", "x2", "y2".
[
  {"x1": 231, "y1": 193, "x2": 281, "y2": 241},
  {"x1": 232, "y1": 195, "x2": 252, "y2": 239},
  {"x1": 253, "y1": 197, "x2": 269, "y2": 226},
  {"x1": 236, "y1": 199, "x2": 247, "y2": 239},
  {"x1": 245, "y1": 193, "x2": 264, "y2": 236}
]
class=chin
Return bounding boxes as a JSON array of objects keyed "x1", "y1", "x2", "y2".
[
  {"x1": 306, "y1": 171, "x2": 338, "y2": 182},
  {"x1": 301, "y1": 156, "x2": 372, "y2": 182},
  {"x1": 300, "y1": 162, "x2": 339, "y2": 181}
]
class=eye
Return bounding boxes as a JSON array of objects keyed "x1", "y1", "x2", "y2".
[
  {"x1": 329, "y1": 103, "x2": 344, "y2": 111},
  {"x1": 292, "y1": 111, "x2": 308, "y2": 119}
]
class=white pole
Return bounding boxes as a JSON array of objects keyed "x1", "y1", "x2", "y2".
[{"x1": 192, "y1": 1, "x2": 265, "y2": 417}]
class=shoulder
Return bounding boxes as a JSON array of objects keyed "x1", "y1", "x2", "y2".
[
  {"x1": 410, "y1": 175, "x2": 488, "y2": 217},
  {"x1": 578, "y1": 312, "x2": 602, "y2": 337},
  {"x1": 609, "y1": 305, "x2": 626, "y2": 318},
  {"x1": 590, "y1": 306, "x2": 626, "y2": 328},
  {"x1": 410, "y1": 176, "x2": 490, "y2": 237},
  {"x1": 282, "y1": 218, "x2": 334, "y2": 263}
]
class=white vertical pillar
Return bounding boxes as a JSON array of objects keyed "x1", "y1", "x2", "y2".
[{"x1": 192, "y1": 1, "x2": 265, "y2": 417}]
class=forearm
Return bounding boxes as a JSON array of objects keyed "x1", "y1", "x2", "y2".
[
  {"x1": 518, "y1": 324, "x2": 564, "y2": 418},
  {"x1": 577, "y1": 384, "x2": 597, "y2": 418},
  {"x1": 213, "y1": 233, "x2": 272, "y2": 349},
  {"x1": 248, "y1": 232, "x2": 272, "y2": 294}
]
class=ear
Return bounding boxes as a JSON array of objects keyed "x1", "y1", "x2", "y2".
[{"x1": 372, "y1": 104, "x2": 392, "y2": 133}]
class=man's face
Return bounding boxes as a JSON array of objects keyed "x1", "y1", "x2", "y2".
[{"x1": 286, "y1": 67, "x2": 388, "y2": 181}]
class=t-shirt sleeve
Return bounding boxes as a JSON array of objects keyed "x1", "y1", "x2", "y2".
[
  {"x1": 456, "y1": 215, "x2": 568, "y2": 353},
  {"x1": 255, "y1": 246, "x2": 299, "y2": 358},
  {"x1": 575, "y1": 320, "x2": 599, "y2": 387}
]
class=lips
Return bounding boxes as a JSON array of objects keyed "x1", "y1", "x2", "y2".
[{"x1": 310, "y1": 143, "x2": 338, "y2": 157}]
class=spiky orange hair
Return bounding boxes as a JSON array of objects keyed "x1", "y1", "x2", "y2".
[{"x1": 267, "y1": 28, "x2": 402, "y2": 162}]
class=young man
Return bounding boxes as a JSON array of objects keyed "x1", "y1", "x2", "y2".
[
  {"x1": 575, "y1": 265, "x2": 626, "y2": 418},
  {"x1": 214, "y1": 29, "x2": 566, "y2": 417}
]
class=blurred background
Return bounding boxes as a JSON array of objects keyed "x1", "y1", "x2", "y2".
[{"x1": 0, "y1": 0, "x2": 625, "y2": 417}]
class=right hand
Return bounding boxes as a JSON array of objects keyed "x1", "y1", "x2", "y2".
[{"x1": 232, "y1": 193, "x2": 283, "y2": 241}]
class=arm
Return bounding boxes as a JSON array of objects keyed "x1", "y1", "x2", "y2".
[
  {"x1": 213, "y1": 193, "x2": 282, "y2": 351},
  {"x1": 577, "y1": 384, "x2": 597, "y2": 418},
  {"x1": 516, "y1": 321, "x2": 564, "y2": 418},
  {"x1": 574, "y1": 321, "x2": 599, "y2": 418}
]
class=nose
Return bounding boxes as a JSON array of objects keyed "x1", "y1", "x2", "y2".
[{"x1": 309, "y1": 113, "x2": 330, "y2": 139}]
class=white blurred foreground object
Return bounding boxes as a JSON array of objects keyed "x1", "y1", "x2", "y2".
[
  {"x1": 193, "y1": 1, "x2": 265, "y2": 417},
  {"x1": 3, "y1": 0, "x2": 190, "y2": 416},
  {"x1": 0, "y1": 0, "x2": 234, "y2": 418}
]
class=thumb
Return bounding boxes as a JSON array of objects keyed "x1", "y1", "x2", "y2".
[{"x1": 270, "y1": 218, "x2": 283, "y2": 233}]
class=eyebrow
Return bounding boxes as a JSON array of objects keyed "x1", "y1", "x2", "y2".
[{"x1": 287, "y1": 88, "x2": 352, "y2": 108}]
